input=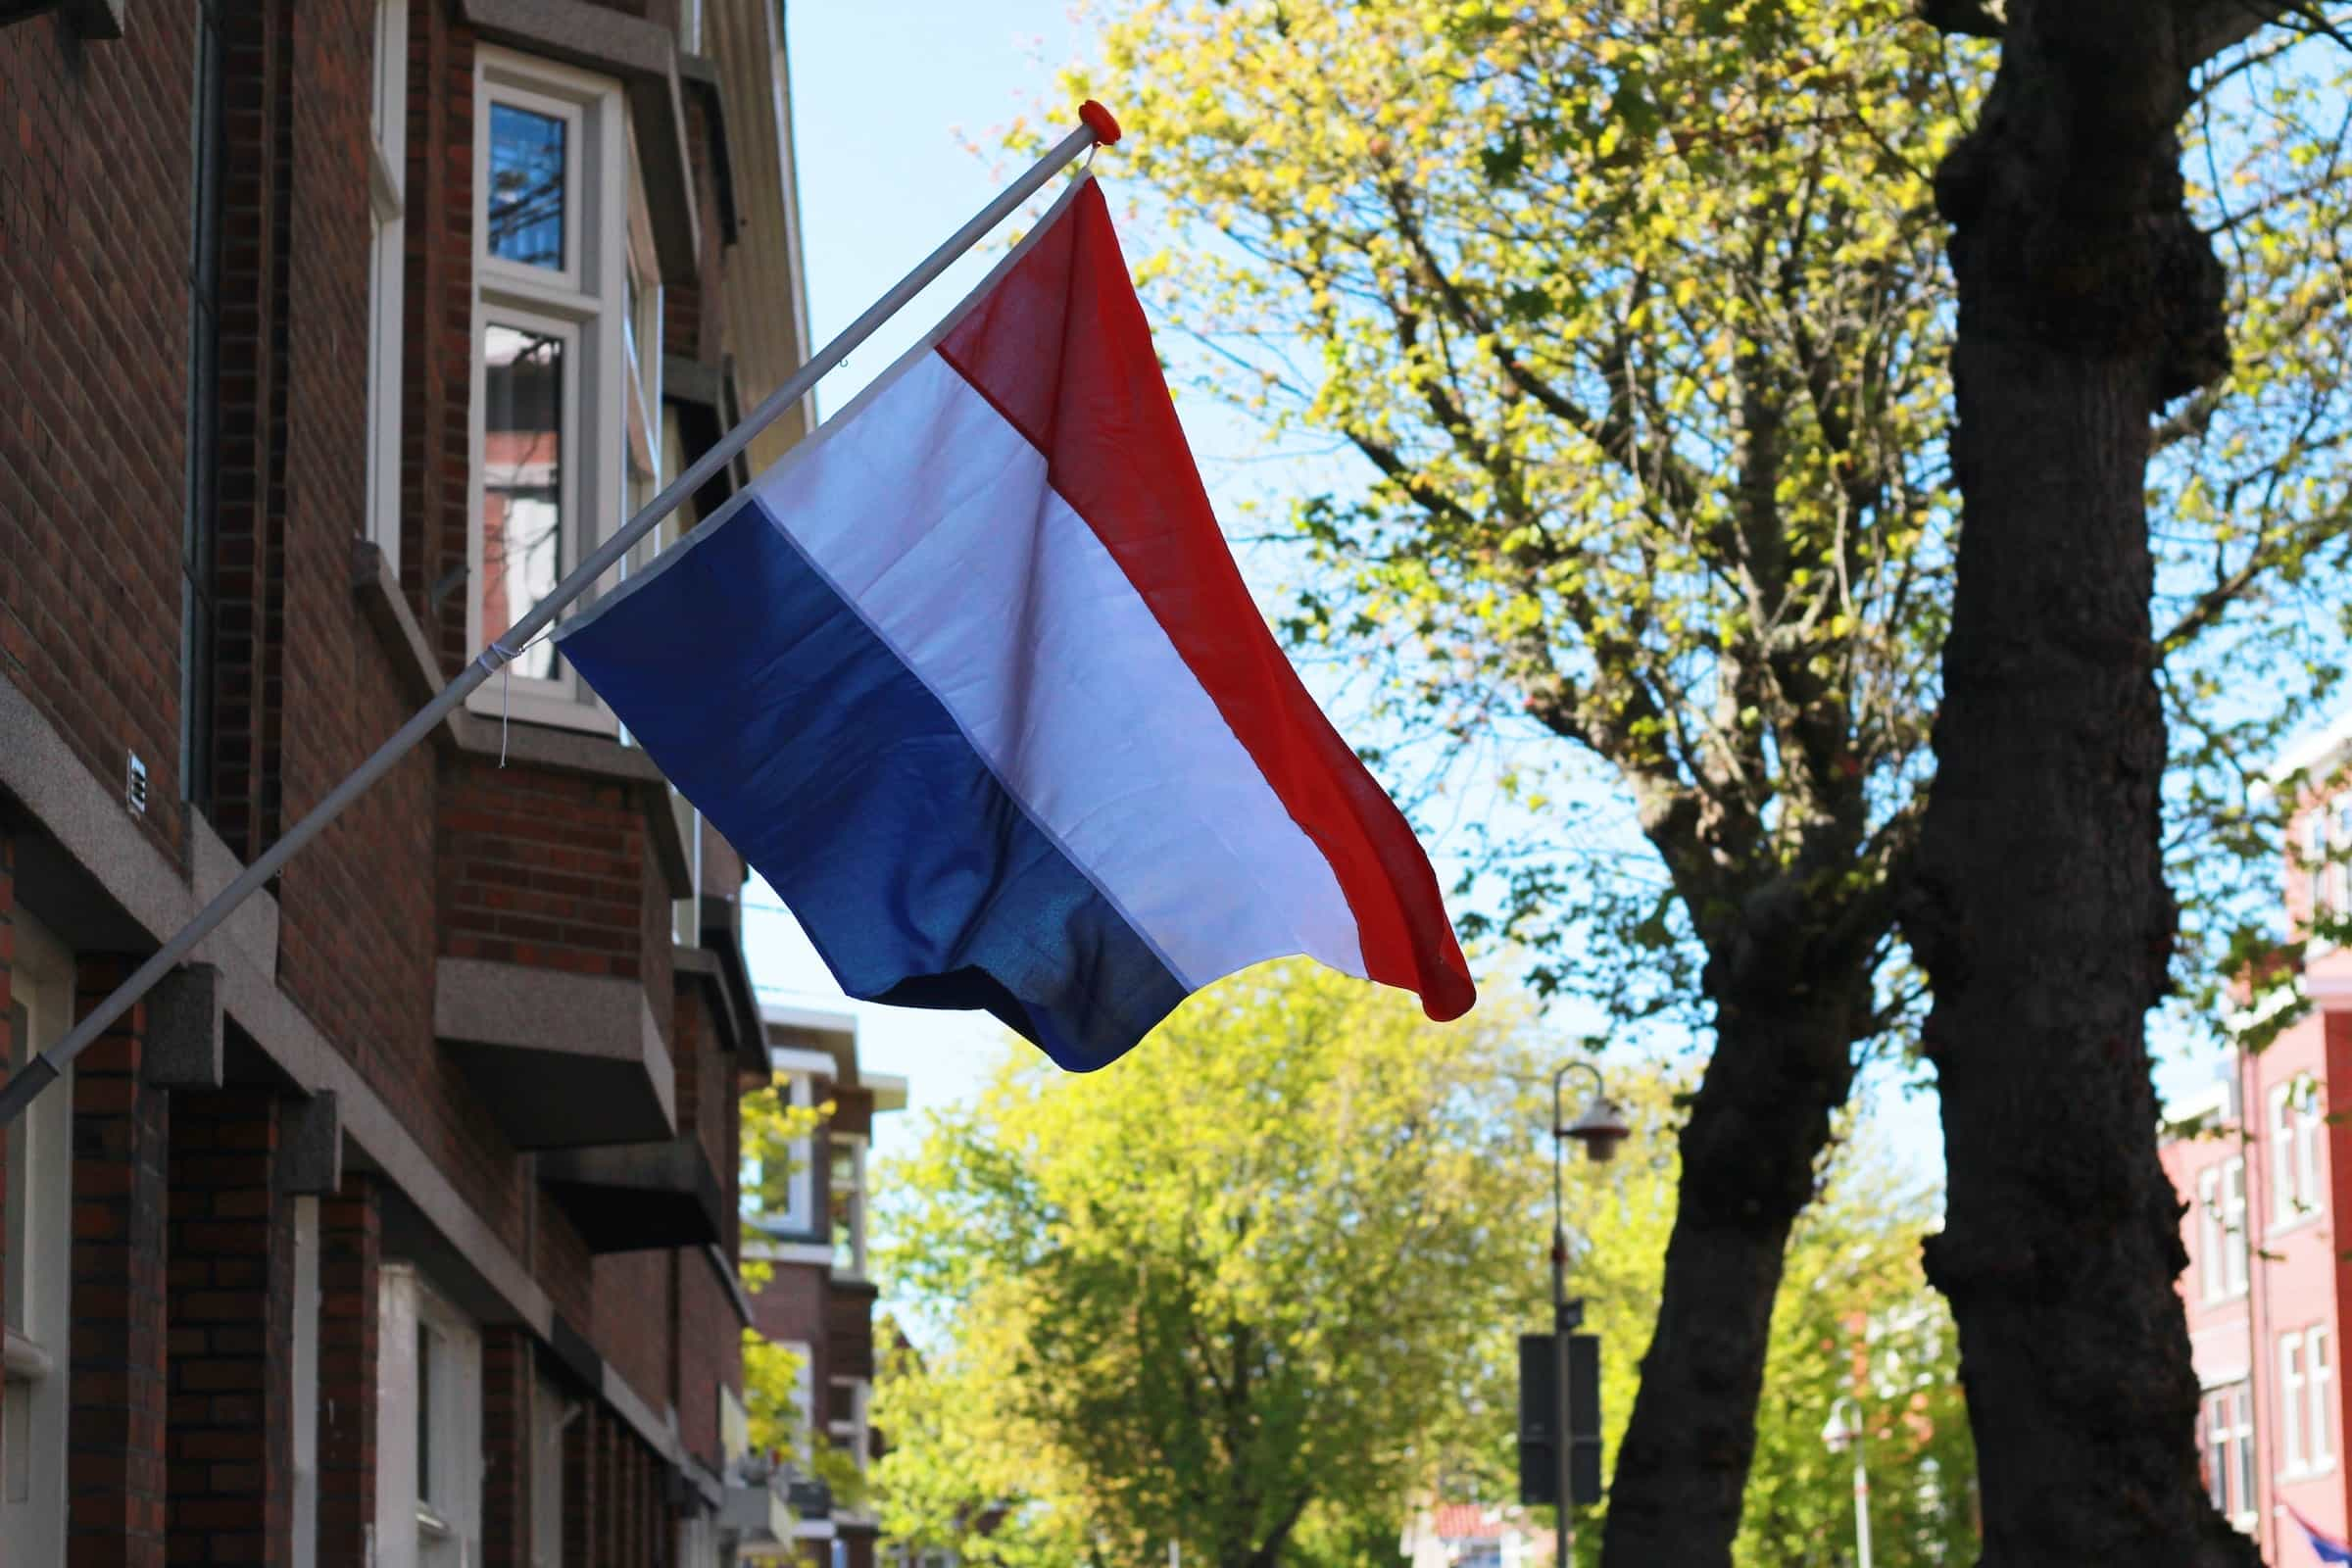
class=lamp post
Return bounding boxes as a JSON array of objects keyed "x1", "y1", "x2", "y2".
[
  {"x1": 1821, "y1": 1396, "x2": 1874, "y2": 1568},
  {"x1": 1550, "y1": 1060, "x2": 1629, "y2": 1567}
]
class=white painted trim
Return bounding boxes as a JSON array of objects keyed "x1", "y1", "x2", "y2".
[
  {"x1": 766, "y1": 1045, "x2": 840, "y2": 1078},
  {"x1": 1, "y1": 908, "x2": 72, "y2": 1563},
  {"x1": 744, "y1": 1241, "x2": 836, "y2": 1267},
  {"x1": 466, "y1": 44, "x2": 628, "y2": 734}
]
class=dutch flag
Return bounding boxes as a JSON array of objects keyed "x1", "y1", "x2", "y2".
[
  {"x1": 558, "y1": 175, "x2": 1475, "y2": 1070},
  {"x1": 2293, "y1": 1506, "x2": 2352, "y2": 1565}
]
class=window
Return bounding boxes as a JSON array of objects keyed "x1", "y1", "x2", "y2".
[
  {"x1": 2316, "y1": 1328, "x2": 2337, "y2": 1472},
  {"x1": 2, "y1": 911, "x2": 74, "y2": 1560},
  {"x1": 2205, "y1": 1384, "x2": 2258, "y2": 1524},
  {"x1": 2286, "y1": 1332, "x2": 2310, "y2": 1475},
  {"x1": 292, "y1": 1196, "x2": 321, "y2": 1568},
  {"x1": 749, "y1": 1070, "x2": 819, "y2": 1235},
  {"x1": 828, "y1": 1377, "x2": 871, "y2": 1474},
  {"x1": 832, "y1": 1136, "x2": 868, "y2": 1279},
  {"x1": 470, "y1": 49, "x2": 628, "y2": 730},
  {"x1": 366, "y1": 0, "x2": 409, "y2": 567},
  {"x1": 375, "y1": 1265, "x2": 482, "y2": 1567},
  {"x1": 2199, "y1": 1167, "x2": 2225, "y2": 1303},
  {"x1": 2311, "y1": 809, "x2": 2337, "y2": 925},
  {"x1": 181, "y1": 0, "x2": 226, "y2": 813},
  {"x1": 2272, "y1": 1077, "x2": 2326, "y2": 1228},
  {"x1": 2222, "y1": 1158, "x2": 2250, "y2": 1298}
]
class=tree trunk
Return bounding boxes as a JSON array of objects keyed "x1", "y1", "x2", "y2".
[
  {"x1": 1599, "y1": 975, "x2": 1864, "y2": 1567},
  {"x1": 1901, "y1": 5, "x2": 2258, "y2": 1562}
]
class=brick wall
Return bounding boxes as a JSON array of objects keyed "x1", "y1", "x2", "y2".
[
  {"x1": 439, "y1": 759, "x2": 668, "y2": 983},
  {"x1": 67, "y1": 956, "x2": 171, "y2": 1568},
  {"x1": 0, "y1": 14, "x2": 199, "y2": 865},
  {"x1": 167, "y1": 1090, "x2": 293, "y2": 1567},
  {"x1": 316, "y1": 1176, "x2": 378, "y2": 1568},
  {"x1": 592, "y1": 1250, "x2": 675, "y2": 1413},
  {"x1": 481, "y1": 1326, "x2": 533, "y2": 1568}
]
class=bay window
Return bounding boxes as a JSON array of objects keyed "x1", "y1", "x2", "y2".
[{"x1": 470, "y1": 48, "x2": 627, "y2": 730}]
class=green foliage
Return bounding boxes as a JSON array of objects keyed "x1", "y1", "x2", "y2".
[
  {"x1": 1539, "y1": 1074, "x2": 1974, "y2": 1567},
  {"x1": 871, "y1": 964, "x2": 1548, "y2": 1568},
  {"x1": 868, "y1": 971, "x2": 1974, "y2": 1568},
  {"x1": 1050, "y1": 0, "x2": 1990, "y2": 1039}
]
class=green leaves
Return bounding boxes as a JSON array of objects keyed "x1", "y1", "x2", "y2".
[{"x1": 871, "y1": 965, "x2": 1546, "y2": 1568}]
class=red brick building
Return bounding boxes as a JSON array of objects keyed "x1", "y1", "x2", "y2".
[
  {"x1": 2164, "y1": 720, "x2": 2352, "y2": 1565},
  {"x1": 0, "y1": 0, "x2": 820, "y2": 1561},
  {"x1": 747, "y1": 1004, "x2": 905, "y2": 1568}
]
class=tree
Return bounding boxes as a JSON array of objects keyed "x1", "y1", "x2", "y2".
[
  {"x1": 874, "y1": 1029, "x2": 1976, "y2": 1568},
  {"x1": 871, "y1": 964, "x2": 1546, "y2": 1568},
  {"x1": 1897, "y1": 1, "x2": 2342, "y2": 1560},
  {"x1": 1054, "y1": 5, "x2": 1982, "y2": 1559}
]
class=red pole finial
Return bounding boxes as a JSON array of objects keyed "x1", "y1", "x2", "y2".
[{"x1": 1079, "y1": 100, "x2": 1123, "y2": 146}]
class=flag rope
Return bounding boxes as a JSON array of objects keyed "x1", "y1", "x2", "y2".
[{"x1": 0, "y1": 105, "x2": 1122, "y2": 1131}]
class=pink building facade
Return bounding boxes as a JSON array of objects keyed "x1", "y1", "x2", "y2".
[{"x1": 2164, "y1": 725, "x2": 2352, "y2": 1565}]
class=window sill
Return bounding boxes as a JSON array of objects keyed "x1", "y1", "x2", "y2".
[{"x1": 2270, "y1": 1211, "x2": 2325, "y2": 1242}]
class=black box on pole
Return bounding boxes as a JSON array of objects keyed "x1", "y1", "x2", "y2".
[{"x1": 1517, "y1": 1333, "x2": 1603, "y2": 1507}]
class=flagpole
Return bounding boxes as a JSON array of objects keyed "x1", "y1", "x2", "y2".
[{"x1": 0, "y1": 104, "x2": 1123, "y2": 1131}]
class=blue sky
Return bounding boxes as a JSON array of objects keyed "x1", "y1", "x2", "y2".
[{"x1": 747, "y1": 1, "x2": 2235, "y2": 1187}]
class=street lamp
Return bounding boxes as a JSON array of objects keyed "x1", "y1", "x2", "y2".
[
  {"x1": 1550, "y1": 1061, "x2": 1628, "y2": 1566},
  {"x1": 1821, "y1": 1396, "x2": 1874, "y2": 1568}
]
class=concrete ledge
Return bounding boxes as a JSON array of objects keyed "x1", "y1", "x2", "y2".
[
  {"x1": 537, "y1": 1135, "x2": 726, "y2": 1251},
  {"x1": 461, "y1": 0, "x2": 700, "y2": 283},
  {"x1": 435, "y1": 957, "x2": 676, "y2": 1148},
  {"x1": 352, "y1": 539, "x2": 447, "y2": 709},
  {"x1": 276, "y1": 1093, "x2": 343, "y2": 1196},
  {"x1": 145, "y1": 964, "x2": 225, "y2": 1088}
]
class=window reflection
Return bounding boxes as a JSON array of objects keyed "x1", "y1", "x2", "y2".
[
  {"x1": 481, "y1": 323, "x2": 564, "y2": 680},
  {"x1": 487, "y1": 103, "x2": 565, "y2": 269}
]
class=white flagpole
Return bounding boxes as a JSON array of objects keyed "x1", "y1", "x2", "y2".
[{"x1": 0, "y1": 105, "x2": 1121, "y2": 1129}]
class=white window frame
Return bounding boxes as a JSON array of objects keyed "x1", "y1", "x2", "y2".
[
  {"x1": 761, "y1": 1066, "x2": 819, "y2": 1236},
  {"x1": 468, "y1": 47, "x2": 627, "y2": 734},
  {"x1": 831, "y1": 1133, "x2": 869, "y2": 1281},
  {"x1": 365, "y1": 0, "x2": 408, "y2": 568},
  {"x1": 2199, "y1": 1166, "x2": 2224, "y2": 1303},
  {"x1": 2222, "y1": 1157, "x2": 2250, "y2": 1298},
  {"x1": 375, "y1": 1263, "x2": 483, "y2": 1568},
  {"x1": 2286, "y1": 1331, "x2": 2311, "y2": 1476},
  {"x1": 2315, "y1": 1327, "x2": 2337, "y2": 1474},
  {"x1": 2231, "y1": 1384, "x2": 2256, "y2": 1528},
  {"x1": 827, "y1": 1375, "x2": 871, "y2": 1475},
  {"x1": 2274, "y1": 1084, "x2": 2299, "y2": 1227},
  {"x1": 2, "y1": 910, "x2": 74, "y2": 1562},
  {"x1": 2295, "y1": 1076, "x2": 2324, "y2": 1225}
]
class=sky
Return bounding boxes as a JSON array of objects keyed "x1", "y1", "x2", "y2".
[
  {"x1": 749, "y1": 0, "x2": 2239, "y2": 1189},
  {"x1": 743, "y1": 1, "x2": 1099, "y2": 1168}
]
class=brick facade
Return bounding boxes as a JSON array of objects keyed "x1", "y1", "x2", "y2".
[
  {"x1": 67, "y1": 956, "x2": 172, "y2": 1568},
  {"x1": 0, "y1": 0, "x2": 801, "y2": 1562}
]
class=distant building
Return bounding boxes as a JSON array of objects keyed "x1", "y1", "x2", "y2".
[
  {"x1": 2162, "y1": 718, "x2": 2352, "y2": 1563},
  {"x1": 1398, "y1": 1499, "x2": 1552, "y2": 1568},
  {"x1": 747, "y1": 1003, "x2": 907, "y2": 1568}
]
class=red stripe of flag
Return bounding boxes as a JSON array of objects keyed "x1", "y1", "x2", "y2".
[{"x1": 937, "y1": 178, "x2": 1474, "y2": 1022}]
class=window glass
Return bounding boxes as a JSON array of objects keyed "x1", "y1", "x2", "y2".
[
  {"x1": 481, "y1": 323, "x2": 566, "y2": 679},
  {"x1": 487, "y1": 102, "x2": 567, "y2": 269},
  {"x1": 418, "y1": 1323, "x2": 437, "y2": 1507},
  {"x1": 2234, "y1": 1385, "x2": 2256, "y2": 1511}
]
